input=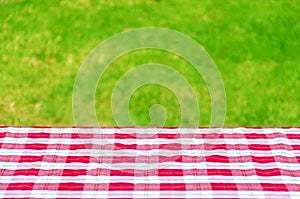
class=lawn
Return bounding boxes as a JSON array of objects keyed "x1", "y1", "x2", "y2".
[{"x1": 0, "y1": 0, "x2": 299, "y2": 126}]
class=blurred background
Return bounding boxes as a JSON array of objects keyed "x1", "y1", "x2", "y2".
[{"x1": 0, "y1": 0, "x2": 299, "y2": 126}]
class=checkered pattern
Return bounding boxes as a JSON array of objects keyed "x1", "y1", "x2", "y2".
[{"x1": 0, "y1": 127, "x2": 300, "y2": 198}]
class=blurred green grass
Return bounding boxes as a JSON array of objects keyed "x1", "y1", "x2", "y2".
[{"x1": 0, "y1": 0, "x2": 299, "y2": 126}]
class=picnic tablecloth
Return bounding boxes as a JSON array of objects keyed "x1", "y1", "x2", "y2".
[{"x1": 0, "y1": 127, "x2": 299, "y2": 198}]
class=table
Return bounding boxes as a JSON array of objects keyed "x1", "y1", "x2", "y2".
[{"x1": 0, "y1": 127, "x2": 299, "y2": 198}]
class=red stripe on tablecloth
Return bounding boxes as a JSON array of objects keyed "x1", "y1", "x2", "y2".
[
  {"x1": 1, "y1": 155, "x2": 299, "y2": 163},
  {"x1": 1, "y1": 132, "x2": 300, "y2": 139},
  {"x1": 2, "y1": 182, "x2": 297, "y2": 191},
  {"x1": 1, "y1": 168, "x2": 299, "y2": 177},
  {"x1": 0, "y1": 126, "x2": 299, "y2": 128}
]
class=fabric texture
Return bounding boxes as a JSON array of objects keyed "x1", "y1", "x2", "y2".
[{"x1": 0, "y1": 127, "x2": 299, "y2": 198}]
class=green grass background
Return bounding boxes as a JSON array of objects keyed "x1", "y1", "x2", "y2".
[{"x1": 0, "y1": 0, "x2": 299, "y2": 126}]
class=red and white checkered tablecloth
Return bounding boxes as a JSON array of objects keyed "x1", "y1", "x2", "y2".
[{"x1": 0, "y1": 127, "x2": 300, "y2": 198}]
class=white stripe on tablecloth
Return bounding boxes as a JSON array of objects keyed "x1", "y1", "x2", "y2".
[
  {"x1": 1, "y1": 137, "x2": 300, "y2": 145},
  {"x1": 0, "y1": 175, "x2": 299, "y2": 184},
  {"x1": 0, "y1": 161, "x2": 299, "y2": 170},
  {"x1": 1, "y1": 127, "x2": 300, "y2": 134},
  {"x1": 0, "y1": 148, "x2": 299, "y2": 157},
  {"x1": 0, "y1": 190, "x2": 297, "y2": 198}
]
